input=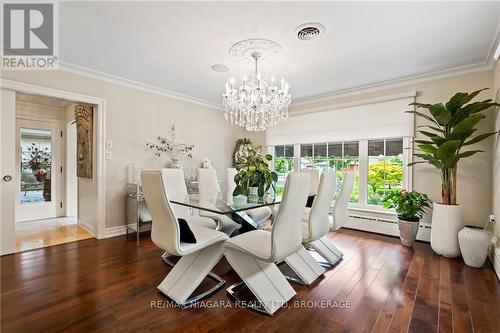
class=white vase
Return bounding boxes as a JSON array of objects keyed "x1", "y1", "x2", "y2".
[
  {"x1": 169, "y1": 160, "x2": 183, "y2": 169},
  {"x1": 430, "y1": 203, "x2": 463, "y2": 257},
  {"x1": 458, "y1": 225, "x2": 491, "y2": 268},
  {"x1": 248, "y1": 187, "x2": 259, "y2": 203}
]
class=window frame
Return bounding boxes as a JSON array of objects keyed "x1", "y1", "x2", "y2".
[{"x1": 269, "y1": 136, "x2": 412, "y2": 213}]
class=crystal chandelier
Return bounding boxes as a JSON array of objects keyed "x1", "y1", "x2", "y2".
[{"x1": 223, "y1": 52, "x2": 291, "y2": 132}]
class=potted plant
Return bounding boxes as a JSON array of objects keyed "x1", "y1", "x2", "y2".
[
  {"x1": 407, "y1": 88, "x2": 499, "y2": 256},
  {"x1": 384, "y1": 190, "x2": 431, "y2": 246},
  {"x1": 233, "y1": 143, "x2": 278, "y2": 203}
]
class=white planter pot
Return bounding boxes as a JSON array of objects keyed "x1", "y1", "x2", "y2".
[
  {"x1": 430, "y1": 203, "x2": 463, "y2": 257},
  {"x1": 458, "y1": 225, "x2": 491, "y2": 268}
]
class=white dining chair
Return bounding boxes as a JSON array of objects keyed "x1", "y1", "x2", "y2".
[
  {"x1": 141, "y1": 171, "x2": 229, "y2": 306},
  {"x1": 227, "y1": 168, "x2": 272, "y2": 225},
  {"x1": 299, "y1": 170, "x2": 343, "y2": 268},
  {"x1": 301, "y1": 167, "x2": 321, "y2": 213},
  {"x1": 223, "y1": 172, "x2": 310, "y2": 315},
  {"x1": 160, "y1": 168, "x2": 217, "y2": 229},
  {"x1": 308, "y1": 171, "x2": 355, "y2": 266},
  {"x1": 198, "y1": 168, "x2": 240, "y2": 235},
  {"x1": 159, "y1": 168, "x2": 219, "y2": 266},
  {"x1": 302, "y1": 168, "x2": 320, "y2": 196},
  {"x1": 331, "y1": 171, "x2": 355, "y2": 230}
]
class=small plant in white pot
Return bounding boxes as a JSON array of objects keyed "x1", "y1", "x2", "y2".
[
  {"x1": 384, "y1": 190, "x2": 431, "y2": 246},
  {"x1": 407, "y1": 89, "x2": 499, "y2": 257}
]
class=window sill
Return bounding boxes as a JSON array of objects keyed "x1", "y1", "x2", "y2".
[{"x1": 347, "y1": 206, "x2": 397, "y2": 219}]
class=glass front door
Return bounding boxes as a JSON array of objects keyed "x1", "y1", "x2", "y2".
[
  {"x1": 20, "y1": 128, "x2": 52, "y2": 204},
  {"x1": 16, "y1": 120, "x2": 61, "y2": 222}
]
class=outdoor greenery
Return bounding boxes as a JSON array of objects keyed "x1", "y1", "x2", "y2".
[
  {"x1": 328, "y1": 157, "x2": 360, "y2": 203},
  {"x1": 233, "y1": 144, "x2": 278, "y2": 198},
  {"x1": 368, "y1": 156, "x2": 403, "y2": 205},
  {"x1": 274, "y1": 146, "x2": 404, "y2": 206},
  {"x1": 383, "y1": 190, "x2": 431, "y2": 221},
  {"x1": 407, "y1": 88, "x2": 499, "y2": 205},
  {"x1": 274, "y1": 156, "x2": 294, "y2": 196}
]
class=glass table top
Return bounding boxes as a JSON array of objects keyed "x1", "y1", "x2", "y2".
[{"x1": 170, "y1": 190, "x2": 281, "y2": 215}]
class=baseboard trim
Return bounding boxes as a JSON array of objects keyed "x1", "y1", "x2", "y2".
[
  {"x1": 103, "y1": 225, "x2": 127, "y2": 239},
  {"x1": 78, "y1": 220, "x2": 95, "y2": 237},
  {"x1": 489, "y1": 243, "x2": 500, "y2": 281}
]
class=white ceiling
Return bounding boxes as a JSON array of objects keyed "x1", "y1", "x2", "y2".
[{"x1": 60, "y1": 1, "x2": 500, "y2": 106}]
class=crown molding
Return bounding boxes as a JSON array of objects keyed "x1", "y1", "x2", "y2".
[
  {"x1": 58, "y1": 50, "x2": 497, "y2": 114},
  {"x1": 292, "y1": 61, "x2": 494, "y2": 108},
  {"x1": 486, "y1": 24, "x2": 500, "y2": 65},
  {"x1": 289, "y1": 91, "x2": 416, "y2": 117},
  {"x1": 58, "y1": 61, "x2": 223, "y2": 111}
]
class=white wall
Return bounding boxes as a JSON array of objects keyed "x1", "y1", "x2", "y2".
[
  {"x1": 1, "y1": 70, "x2": 260, "y2": 229},
  {"x1": 492, "y1": 61, "x2": 500, "y2": 253},
  {"x1": 288, "y1": 71, "x2": 495, "y2": 227},
  {"x1": 66, "y1": 121, "x2": 77, "y2": 217}
]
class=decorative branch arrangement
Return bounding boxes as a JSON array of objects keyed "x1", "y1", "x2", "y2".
[
  {"x1": 22, "y1": 143, "x2": 51, "y2": 171},
  {"x1": 146, "y1": 123, "x2": 194, "y2": 167}
]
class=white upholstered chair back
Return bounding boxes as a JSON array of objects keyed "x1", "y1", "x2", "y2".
[
  {"x1": 307, "y1": 170, "x2": 337, "y2": 241},
  {"x1": 198, "y1": 169, "x2": 221, "y2": 197},
  {"x1": 271, "y1": 172, "x2": 310, "y2": 262},
  {"x1": 160, "y1": 168, "x2": 190, "y2": 218},
  {"x1": 227, "y1": 168, "x2": 237, "y2": 191},
  {"x1": 302, "y1": 168, "x2": 320, "y2": 196},
  {"x1": 141, "y1": 171, "x2": 181, "y2": 256},
  {"x1": 331, "y1": 172, "x2": 355, "y2": 230}
]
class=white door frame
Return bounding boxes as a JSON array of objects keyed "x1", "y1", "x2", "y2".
[{"x1": 1, "y1": 79, "x2": 106, "y2": 242}]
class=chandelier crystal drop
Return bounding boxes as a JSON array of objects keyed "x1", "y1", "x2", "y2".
[{"x1": 223, "y1": 52, "x2": 291, "y2": 132}]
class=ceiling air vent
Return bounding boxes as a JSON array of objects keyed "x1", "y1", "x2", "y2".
[{"x1": 295, "y1": 23, "x2": 325, "y2": 41}]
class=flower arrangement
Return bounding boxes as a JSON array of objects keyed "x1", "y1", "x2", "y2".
[
  {"x1": 34, "y1": 169, "x2": 48, "y2": 182},
  {"x1": 384, "y1": 189, "x2": 431, "y2": 222},
  {"x1": 146, "y1": 123, "x2": 194, "y2": 167},
  {"x1": 22, "y1": 143, "x2": 51, "y2": 172}
]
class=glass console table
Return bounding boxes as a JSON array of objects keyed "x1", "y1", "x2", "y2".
[{"x1": 126, "y1": 183, "x2": 152, "y2": 239}]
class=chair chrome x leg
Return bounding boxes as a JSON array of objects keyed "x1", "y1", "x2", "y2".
[
  {"x1": 158, "y1": 246, "x2": 226, "y2": 307},
  {"x1": 305, "y1": 235, "x2": 344, "y2": 269}
]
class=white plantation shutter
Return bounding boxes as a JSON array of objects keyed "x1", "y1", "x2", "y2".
[{"x1": 265, "y1": 93, "x2": 416, "y2": 145}]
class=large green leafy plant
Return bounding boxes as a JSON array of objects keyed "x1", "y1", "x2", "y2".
[
  {"x1": 233, "y1": 144, "x2": 278, "y2": 198},
  {"x1": 408, "y1": 89, "x2": 499, "y2": 205}
]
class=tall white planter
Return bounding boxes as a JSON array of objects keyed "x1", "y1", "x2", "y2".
[{"x1": 430, "y1": 203, "x2": 463, "y2": 257}]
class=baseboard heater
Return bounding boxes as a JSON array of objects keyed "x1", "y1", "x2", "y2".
[{"x1": 343, "y1": 214, "x2": 431, "y2": 242}]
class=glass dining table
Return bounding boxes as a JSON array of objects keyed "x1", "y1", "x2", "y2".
[{"x1": 170, "y1": 189, "x2": 281, "y2": 234}]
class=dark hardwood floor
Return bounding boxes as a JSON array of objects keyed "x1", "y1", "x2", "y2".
[{"x1": 1, "y1": 229, "x2": 499, "y2": 333}]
